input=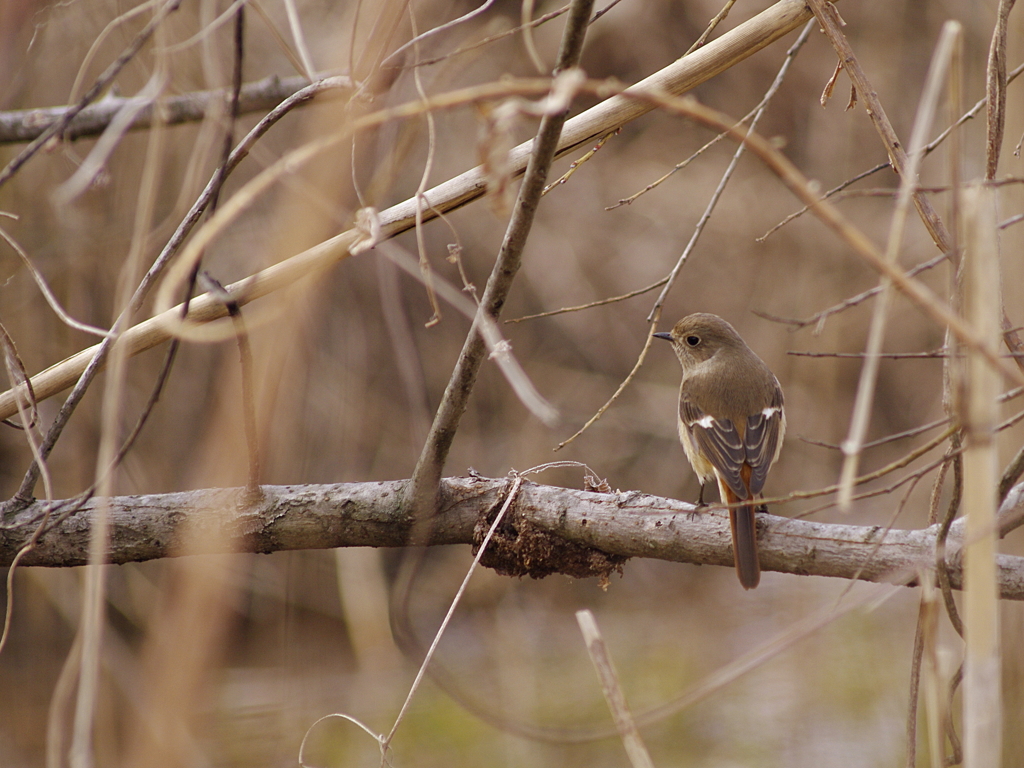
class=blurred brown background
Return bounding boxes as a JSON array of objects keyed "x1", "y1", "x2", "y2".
[{"x1": 2, "y1": 0, "x2": 1024, "y2": 765}]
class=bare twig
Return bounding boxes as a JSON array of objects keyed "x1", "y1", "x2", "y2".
[
  {"x1": 281, "y1": 0, "x2": 316, "y2": 78},
  {"x1": 788, "y1": 349, "x2": 950, "y2": 359},
  {"x1": 686, "y1": 0, "x2": 738, "y2": 54},
  {"x1": 407, "y1": 0, "x2": 594, "y2": 521},
  {"x1": 758, "y1": 61, "x2": 1024, "y2": 244},
  {"x1": 505, "y1": 275, "x2": 667, "y2": 323},
  {"x1": 800, "y1": 416, "x2": 949, "y2": 452},
  {"x1": 0, "y1": 0, "x2": 183, "y2": 188},
  {"x1": 998, "y1": 442, "x2": 1024, "y2": 504},
  {"x1": 754, "y1": 252, "x2": 949, "y2": 334},
  {"x1": 383, "y1": 474, "x2": 523, "y2": 752},
  {"x1": 410, "y1": 0, "x2": 625, "y2": 69},
  {"x1": 198, "y1": 274, "x2": 262, "y2": 495},
  {"x1": 648, "y1": 19, "x2": 813, "y2": 318},
  {"x1": 906, "y1": 590, "x2": 927, "y2": 768},
  {"x1": 0, "y1": 225, "x2": 111, "y2": 339},
  {"x1": 806, "y1": 0, "x2": 953, "y2": 254},
  {"x1": 409, "y1": 5, "x2": 443, "y2": 326},
  {"x1": 382, "y1": 0, "x2": 498, "y2": 68},
  {"x1": 555, "y1": 315, "x2": 662, "y2": 451},
  {"x1": 936, "y1": 448, "x2": 964, "y2": 638}
]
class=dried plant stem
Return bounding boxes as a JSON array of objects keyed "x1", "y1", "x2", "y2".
[
  {"x1": 382, "y1": 475, "x2": 523, "y2": 754},
  {"x1": 985, "y1": 0, "x2": 1017, "y2": 180},
  {"x1": 920, "y1": 578, "x2": 948, "y2": 768},
  {"x1": 959, "y1": 183, "x2": 1002, "y2": 768},
  {"x1": 576, "y1": 610, "x2": 655, "y2": 768},
  {"x1": 837, "y1": 22, "x2": 961, "y2": 511},
  {"x1": 70, "y1": 29, "x2": 170, "y2": 768}
]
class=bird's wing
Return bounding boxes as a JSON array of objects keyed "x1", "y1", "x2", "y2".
[
  {"x1": 743, "y1": 386, "x2": 785, "y2": 496},
  {"x1": 679, "y1": 397, "x2": 748, "y2": 498}
]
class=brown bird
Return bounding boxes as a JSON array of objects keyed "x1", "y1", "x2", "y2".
[{"x1": 655, "y1": 314, "x2": 785, "y2": 589}]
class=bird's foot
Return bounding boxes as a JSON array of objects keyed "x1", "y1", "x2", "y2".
[{"x1": 687, "y1": 499, "x2": 708, "y2": 521}]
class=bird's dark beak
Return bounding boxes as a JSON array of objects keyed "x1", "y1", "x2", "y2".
[{"x1": 653, "y1": 332, "x2": 672, "y2": 341}]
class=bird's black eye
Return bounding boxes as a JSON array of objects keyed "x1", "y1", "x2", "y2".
[{"x1": 686, "y1": 335, "x2": 700, "y2": 347}]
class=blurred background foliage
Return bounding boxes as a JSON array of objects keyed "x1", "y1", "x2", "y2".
[{"x1": 1, "y1": 0, "x2": 1024, "y2": 765}]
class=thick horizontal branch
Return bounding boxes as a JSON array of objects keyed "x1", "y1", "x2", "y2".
[
  {"x1": 0, "y1": 74, "x2": 352, "y2": 144},
  {"x1": 4, "y1": 476, "x2": 1024, "y2": 600}
]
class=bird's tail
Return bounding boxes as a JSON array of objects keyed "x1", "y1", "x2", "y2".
[{"x1": 725, "y1": 488, "x2": 761, "y2": 589}]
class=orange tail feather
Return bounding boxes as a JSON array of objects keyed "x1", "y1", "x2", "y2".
[{"x1": 725, "y1": 488, "x2": 760, "y2": 589}]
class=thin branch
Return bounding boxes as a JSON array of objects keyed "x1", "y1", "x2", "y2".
[
  {"x1": 611, "y1": 10, "x2": 800, "y2": 211},
  {"x1": 281, "y1": 0, "x2": 316, "y2": 79},
  {"x1": 382, "y1": 0, "x2": 498, "y2": 68},
  {"x1": 757, "y1": 252, "x2": 946, "y2": 333},
  {"x1": 383, "y1": 474, "x2": 521, "y2": 748},
  {"x1": 806, "y1": 0, "x2": 953, "y2": 255},
  {"x1": 754, "y1": 251, "x2": 949, "y2": 334},
  {"x1": 505, "y1": 275, "x2": 667, "y2": 323},
  {"x1": 0, "y1": 0, "x2": 183, "y2": 187},
  {"x1": 789, "y1": 349, "x2": 950, "y2": 359},
  {"x1": 648, "y1": 18, "x2": 813, "y2": 319},
  {"x1": 0, "y1": 73, "x2": 353, "y2": 144},
  {"x1": 409, "y1": 0, "x2": 625, "y2": 70},
  {"x1": 757, "y1": 61, "x2": 1024, "y2": 244},
  {"x1": 800, "y1": 417, "x2": 950, "y2": 452},
  {"x1": 998, "y1": 442, "x2": 1024, "y2": 504},
  {"x1": 407, "y1": 0, "x2": 595, "y2": 521},
  {"x1": 555, "y1": 315, "x2": 662, "y2": 451},
  {"x1": 0, "y1": 224, "x2": 112, "y2": 338}
]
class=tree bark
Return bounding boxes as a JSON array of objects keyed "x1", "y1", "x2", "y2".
[{"x1": 4, "y1": 476, "x2": 1024, "y2": 600}]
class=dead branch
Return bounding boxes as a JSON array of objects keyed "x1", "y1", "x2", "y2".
[
  {"x1": 0, "y1": 74, "x2": 353, "y2": 145},
  {"x1": 408, "y1": 0, "x2": 594, "y2": 523},
  {"x1": 3, "y1": 476, "x2": 1024, "y2": 600}
]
